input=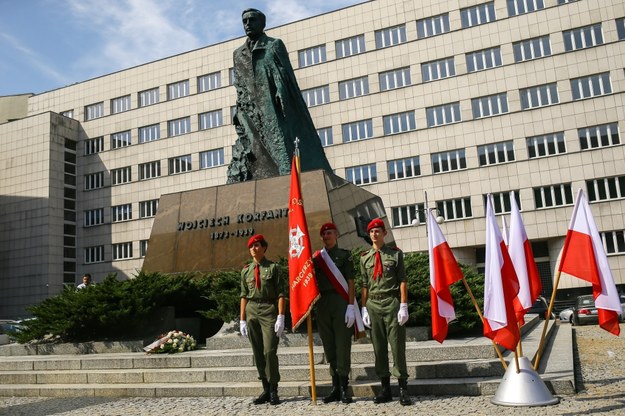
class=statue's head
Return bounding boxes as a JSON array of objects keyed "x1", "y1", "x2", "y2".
[{"x1": 242, "y1": 8, "x2": 266, "y2": 39}]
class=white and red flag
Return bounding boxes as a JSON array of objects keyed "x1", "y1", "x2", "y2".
[
  {"x1": 428, "y1": 208, "x2": 464, "y2": 343},
  {"x1": 558, "y1": 189, "x2": 622, "y2": 336},
  {"x1": 483, "y1": 195, "x2": 521, "y2": 351},
  {"x1": 507, "y1": 195, "x2": 542, "y2": 324},
  {"x1": 288, "y1": 155, "x2": 320, "y2": 331}
]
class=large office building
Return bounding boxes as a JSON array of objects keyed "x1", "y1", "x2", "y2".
[{"x1": 2, "y1": 0, "x2": 624, "y2": 318}]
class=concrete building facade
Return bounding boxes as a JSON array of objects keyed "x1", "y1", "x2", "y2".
[{"x1": 1, "y1": 0, "x2": 624, "y2": 318}]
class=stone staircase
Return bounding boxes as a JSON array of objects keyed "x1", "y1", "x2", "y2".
[{"x1": 0, "y1": 316, "x2": 574, "y2": 398}]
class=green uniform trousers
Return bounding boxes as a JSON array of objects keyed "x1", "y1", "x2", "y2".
[
  {"x1": 317, "y1": 292, "x2": 353, "y2": 378},
  {"x1": 246, "y1": 301, "x2": 280, "y2": 384},
  {"x1": 367, "y1": 296, "x2": 408, "y2": 379}
]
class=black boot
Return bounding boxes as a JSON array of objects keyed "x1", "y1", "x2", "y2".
[
  {"x1": 323, "y1": 375, "x2": 341, "y2": 403},
  {"x1": 373, "y1": 376, "x2": 392, "y2": 404},
  {"x1": 399, "y1": 379, "x2": 412, "y2": 406},
  {"x1": 253, "y1": 378, "x2": 270, "y2": 405},
  {"x1": 339, "y1": 375, "x2": 353, "y2": 404},
  {"x1": 269, "y1": 383, "x2": 280, "y2": 405}
]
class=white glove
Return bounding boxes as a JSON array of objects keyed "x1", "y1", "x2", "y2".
[
  {"x1": 398, "y1": 303, "x2": 409, "y2": 326},
  {"x1": 275, "y1": 314, "x2": 285, "y2": 337},
  {"x1": 345, "y1": 304, "x2": 356, "y2": 328},
  {"x1": 361, "y1": 307, "x2": 371, "y2": 328},
  {"x1": 240, "y1": 320, "x2": 248, "y2": 337}
]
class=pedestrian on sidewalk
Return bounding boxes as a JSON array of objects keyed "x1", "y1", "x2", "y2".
[
  {"x1": 313, "y1": 222, "x2": 356, "y2": 403},
  {"x1": 239, "y1": 234, "x2": 286, "y2": 405},
  {"x1": 359, "y1": 218, "x2": 412, "y2": 406}
]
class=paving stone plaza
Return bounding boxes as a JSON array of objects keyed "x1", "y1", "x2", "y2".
[{"x1": 0, "y1": 325, "x2": 622, "y2": 416}]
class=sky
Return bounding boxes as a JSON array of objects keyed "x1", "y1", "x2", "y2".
[{"x1": 0, "y1": 0, "x2": 363, "y2": 96}]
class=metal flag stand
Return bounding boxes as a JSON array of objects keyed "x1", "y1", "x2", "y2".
[{"x1": 490, "y1": 355, "x2": 559, "y2": 407}]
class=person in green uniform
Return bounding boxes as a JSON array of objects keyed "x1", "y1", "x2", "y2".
[
  {"x1": 313, "y1": 222, "x2": 355, "y2": 404},
  {"x1": 240, "y1": 234, "x2": 286, "y2": 405},
  {"x1": 360, "y1": 218, "x2": 412, "y2": 406}
]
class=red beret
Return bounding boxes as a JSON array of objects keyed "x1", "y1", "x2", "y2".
[
  {"x1": 319, "y1": 222, "x2": 337, "y2": 235},
  {"x1": 247, "y1": 234, "x2": 266, "y2": 248},
  {"x1": 367, "y1": 218, "x2": 386, "y2": 232}
]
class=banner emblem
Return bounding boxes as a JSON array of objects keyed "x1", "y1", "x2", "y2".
[{"x1": 289, "y1": 225, "x2": 306, "y2": 258}]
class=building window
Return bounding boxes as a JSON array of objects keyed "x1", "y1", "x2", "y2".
[
  {"x1": 513, "y1": 35, "x2": 551, "y2": 62},
  {"x1": 139, "y1": 124, "x2": 161, "y2": 143},
  {"x1": 318, "y1": 127, "x2": 333, "y2": 147},
  {"x1": 61, "y1": 109, "x2": 74, "y2": 118},
  {"x1": 139, "y1": 87, "x2": 159, "y2": 107},
  {"x1": 507, "y1": 0, "x2": 544, "y2": 17},
  {"x1": 198, "y1": 72, "x2": 221, "y2": 93},
  {"x1": 617, "y1": 18, "x2": 625, "y2": 40},
  {"x1": 375, "y1": 25, "x2": 407, "y2": 49},
  {"x1": 84, "y1": 172, "x2": 104, "y2": 190},
  {"x1": 471, "y1": 93, "x2": 509, "y2": 118},
  {"x1": 436, "y1": 197, "x2": 472, "y2": 221},
  {"x1": 601, "y1": 230, "x2": 625, "y2": 254},
  {"x1": 586, "y1": 176, "x2": 625, "y2": 202},
  {"x1": 140, "y1": 239, "x2": 149, "y2": 257},
  {"x1": 346, "y1": 164, "x2": 377, "y2": 185},
  {"x1": 520, "y1": 83, "x2": 559, "y2": 110},
  {"x1": 111, "y1": 166, "x2": 132, "y2": 185},
  {"x1": 140, "y1": 199, "x2": 159, "y2": 218},
  {"x1": 111, "y1": 95, "x2": 131, "y2": 114},
  {"x1": 229, "y1": 68, "x2": 236, "y2": 85},
  {"x1": 578, "y1": 123, "x2": 620, "y2": 150},
  {"x1": 85, "y1": 102, "x2": 104, "y2": 121},
  {"x1": 484, "y1": 191, "x2": 521, "y2": 215},
  {"x1": 426, "y1": 102, "x2": 461, "y2": 127},
  {"x1": 302, "y1": 85, "x2": 330, "y2": 107},
  {"x1": 533, "y1": 183, "x2": 573, "y2": 208},
  {"x1": 421, "y1": 57, "x2": 455, "y2": 82},
  {"x1": 342, "y1": 119, "x2": 373, "y2": 142},
  {"x1": 139, "y1": 161, "x2": 161, "y2": 180},
  {"x1": 388, "y1": 156, "x2": 420, "y2": 180},
  {"x1": 112, "y1": 242, "x2": 133, "y2": 261},
  {"x1": 84, "y1": 136, "x2": 104, "y2": 155},
  {"x1": 460, "y1": 2, "x2": 496, "y2": 28},
  {"x1": 527, "y1": 132, "x2": 566, "y2": 158},
  {"x1": 339, "y1": 76, "x2": 369, "y2": 100},
  {"x1": 84, "y1": 208, "x2": 104, "y2": 227},
  {"x1": 167, "y1": 80, "x2": 190, "y2": 100},
  {"x1": 383, "y1": 111, "x2": 416, "y2": 135},
  {"x1": 200, "y1": 148, "x2": 225, "y2": 169},
  {"x1": 571, "y1": 73, "x2": 612, "y2": 100},
  {"x1": 432, "y1": 149, "x2": 467, "y2": 173},
  {"x1": 392, "y1": 203, "x2": 426, "y2": 227},
  {"x1": 336, "y1": 34, "x2": 365, "y2": 58},
  {"x1": 169, "y1": 155, "x2": 192, "y2": 175},
  {"x1": 298, "y1": 44, "x2": 326, "y2": 67},
  {"x1": 466, "y1": 47, "x2": 502, "y2": 72},
  {"x1": 557, "y1": 0, "x2": 578, "y2": 3},
  {"x1": 111, "y1": 130, "x2": 131, "y2": 149},
  {"x1": 112, "y1": 204, "x2": 132, "y2": 222},
  {"x1": 84, "y1": 246, "x2": 105, "y2": 264},
  {"x1": 417, "y1": 13, "x2": 450, "y2": 38},
  {"x1": 199, "y1": 110, "x2": 223, "y2": 130},
  {"x1": 379, "y1": 67, "x2": 411, "y2": 91},
  {"x1": 478, "y1": 140, "x2": 515, "y2": 166},
  {"x1": 563, "y1": 24, "x2": 603, "y2": 51},
  {"x1": 168, "y1": 117, "x2": 191, "y2": 137}
]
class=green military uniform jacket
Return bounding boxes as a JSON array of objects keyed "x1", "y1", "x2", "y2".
[
  {"x1": 315, "y1": 245, "x2": 354, "y2": 293},
  {"x1": 240, "y1": 257, "x2": 284, "y2": 301},
  {"x1": 360, "y1": 244, "x2": 406, "y2": 298}
]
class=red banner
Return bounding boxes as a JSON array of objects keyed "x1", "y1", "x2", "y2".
[{"x1": 288, "y1": 156, "x2": 320, "y2": 331}]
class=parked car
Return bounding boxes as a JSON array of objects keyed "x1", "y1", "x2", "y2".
[
  {"x1": 559, "y1": 308, "x2": 574, "y2": 322},
  {"x1": 619, "y1": 294, "x2": 625, "y2": 323},
  {"x1": 571, "y1": 294, "x2": 599, "y2": 326}
]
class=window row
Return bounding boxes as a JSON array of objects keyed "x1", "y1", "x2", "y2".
[
  {"x1": 83, "y1": 148, "x2": 225, "y2": 190},
  {"x1": 84, "y1": 239, "x2": 150, "y2": 263},
  {"x1": 84, "y1": 199, "x2": 159, "y2": 227}
]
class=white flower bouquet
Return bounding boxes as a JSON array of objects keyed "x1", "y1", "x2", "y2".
[{"x1": 144, "y1": 330, "x2": 198, "y2": 354}]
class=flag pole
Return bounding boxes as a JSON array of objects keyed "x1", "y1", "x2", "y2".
[
  {"x1": 294, "y1": 138, "x2": 318, "y2": 404},
  {"x1": 533, "y1": 269, "x2": 561, "y2": 370},
  {"x1": 460, "y1": 276, "x2": 507, "y2": 370}
]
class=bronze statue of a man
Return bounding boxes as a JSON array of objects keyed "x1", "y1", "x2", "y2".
[{"x1": 226, "y1": 8, "x2": 333, "y2": 183}]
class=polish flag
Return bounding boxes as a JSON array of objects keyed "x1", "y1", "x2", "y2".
[
  {"x1": 428, "y1": 208, "x2": 464, "y2": 343},
  {"x1": 483, "y1": 195, "x2": 521, "y2": 351},
  {"x1": 558, "y1": 190, "x2": 622, "y2": 336},
  {"x1": 507, "y1": 195, "x2": 542, "y2": 324}
]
